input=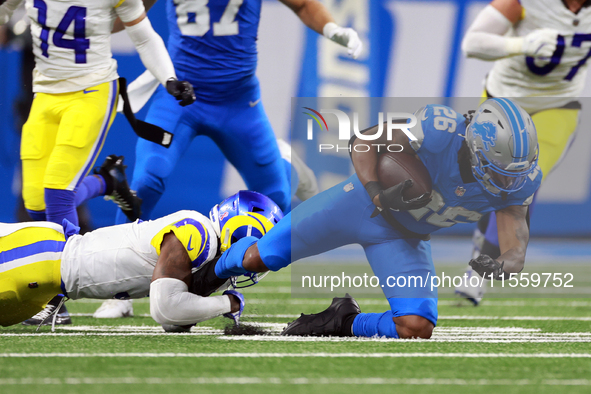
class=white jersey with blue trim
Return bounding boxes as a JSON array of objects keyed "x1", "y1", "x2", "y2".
[
  {"x1": 60, "y1": 210, "x2": 218, "y2": 300},
  {"x1": 487, "y1": 0, "x2": 591, "y2": 112},
  {"x1": 391, "y1": 104, "x2": 541, "y2": 235},
  {"x1": 25, "y1": 0, "x2": 144, "y2": 93}
]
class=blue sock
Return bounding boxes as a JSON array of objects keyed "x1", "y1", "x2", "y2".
[
  {"x1": 74, "y1": 175, "x2": 106, "y2": 206},
  {"x1": 45, "y1": 188, "x2": 78, "y2": 226},
  {"x1": 27, "y1": 210, "x2": 47, "y2": 221},
  {"x1": 215, "y1": 236, "x2": 259, "y2": 279},
  {"x1": 352, "y1": 311, "x2": 399, "y2": 338}
]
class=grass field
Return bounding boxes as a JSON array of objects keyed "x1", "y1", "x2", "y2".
[{"x1": 2, "y1": 266, "x2": 591, "y2": 394}]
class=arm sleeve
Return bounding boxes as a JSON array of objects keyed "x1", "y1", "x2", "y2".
[
  {"x1": 150, "y1": 278, "x2": 231, "y2": 326},
  {"x1": 120, "y1": 16, "x2": 177, "y2": 85},
  {"x1": 461, "y1": 5, "x2": 523, "y2": 60},
  {"x1": 113, "y1": 0, "x2": 145, "y2": 23}
]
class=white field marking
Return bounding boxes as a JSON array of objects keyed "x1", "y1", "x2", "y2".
[
  {"x1": 439, "y1": 316, "x2": 591, "y2": 321},
  {"x1": 0, "y1": 377, "x2": 590, "y2": 386},
  {"x1": 2, "y1": 353, "x2": 591, "y2": 358},
  {"x1": 242, "y1": 286, "x2": 291, "y2": 293},
  {"x1": 245, "y1": 299, "x2": 591, "y2": 307}
]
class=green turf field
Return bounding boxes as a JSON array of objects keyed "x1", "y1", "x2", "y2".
[{"x1": 2, "y1": 267, "x2": 591, "y2": 394}]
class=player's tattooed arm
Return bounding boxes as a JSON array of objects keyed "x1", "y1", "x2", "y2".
[
  {"x1": 496, "y1": 205, "x2": 529, "y2": 274},
  {"x1": 152, "y1": 232, "x2": 192, "y2": 286}
]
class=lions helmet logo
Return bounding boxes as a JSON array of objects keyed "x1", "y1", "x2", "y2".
[{"x1": 472, "y1": 121, "x2": 497, "y2": 152}]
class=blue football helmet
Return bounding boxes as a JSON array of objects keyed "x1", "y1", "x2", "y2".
[
  {"x1": 209, "y1": 190, "x2": 284, "y2": 253},
  {"x1": 465, "y1": 98, "x2": 539, "y2": 196}
]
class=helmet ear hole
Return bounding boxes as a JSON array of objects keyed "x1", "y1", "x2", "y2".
[{"x1": 252, "y1": 206, "x2": 265, "y2": 213}]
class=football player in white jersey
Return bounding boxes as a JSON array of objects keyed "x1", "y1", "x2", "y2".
[
  {"x1": 0, "y1": 0, "x2": 196, "y2": 322},
  {"x1": 0, "y1": 191, "x2": 283, "y2": 329},
  {"x1": 458, "y1": 0, "x2": 589, "y2": 304}
]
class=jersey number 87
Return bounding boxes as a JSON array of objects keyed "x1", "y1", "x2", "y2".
[
  {"x1": 174, "y1": 0, "x2": 244, "y2": 37},
  {"x1": 33, "y1": 0, "x2": 90, "y2": 64}
]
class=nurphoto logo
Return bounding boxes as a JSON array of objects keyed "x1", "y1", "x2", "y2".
[{"x1": 303, "y1": 107, "x2": 418, "y2": 153}]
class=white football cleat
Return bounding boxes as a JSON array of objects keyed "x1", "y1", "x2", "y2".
[
  {"x1": 93, "y1": 299, "x2": 134, "y2": 318},
  {"x1": 277, "y1": 138, "x2": 319, "y2": 201},
  {"x1": 455, "y1": 267, "x2": 487, "y2": 306}
]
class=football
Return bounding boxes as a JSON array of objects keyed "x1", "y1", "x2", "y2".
[{"x1": 377, "y1": 152, "x2": 433, "y2": 200}]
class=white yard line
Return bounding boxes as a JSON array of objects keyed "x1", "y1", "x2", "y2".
[
  {"x1": 1, "y1": 353, "x2": 591, "y2": 358},
  {"x1": 0, "y1": 377, "x2": 589, "y2": 385}
]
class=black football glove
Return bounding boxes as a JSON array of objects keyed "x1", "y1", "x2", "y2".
[
  {"x1": 369, "y1": 179, "x2": 431, "y2": 217},
  {"x1": 166, "y1": 78, "x2": 196, "y2": 107},
  {"x1": 469, "y1": 254, "x2": 505, "y2": 280}
]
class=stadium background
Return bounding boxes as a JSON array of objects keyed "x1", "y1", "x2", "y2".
[{"x1": 0, "y1": 0, "x2": 589, "y2": 237}]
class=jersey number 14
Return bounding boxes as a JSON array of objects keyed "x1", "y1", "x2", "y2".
[
  {"x1": 33, "y1": 0, "x2": 89, "y2": 64},
  {"x1": 174, "y1": 0, "x2": 244, "y2": 37}
]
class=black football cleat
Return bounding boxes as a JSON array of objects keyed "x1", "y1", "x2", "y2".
[
  {"x1": 281, "y1": 294, "x2": 361, "y2": 337},
  {"x1": 95, "y1": 155, "x2": 142, "y2": 222},
  {"x1": 22, "y1": 296, "x2": 72, "y2": 326}
]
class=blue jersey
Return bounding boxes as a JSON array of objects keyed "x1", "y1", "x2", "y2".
[
  {"x1": 391, "y1": 104, "x2": 542, "y2": 235},
  {"x1": 166, "y1": 0, "x2": 261, "y2": 101}
]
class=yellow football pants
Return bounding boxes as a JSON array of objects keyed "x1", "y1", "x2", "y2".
[
  {"x1": 0, "y1": 224, "x2": 65, "y2": 326},
  {"x1": 21, "y1": 80, "x2": 119, "y2": 211}
]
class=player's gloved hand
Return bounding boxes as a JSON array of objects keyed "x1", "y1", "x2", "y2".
[
  {"x1": 166, "y1": 78, "x2": 196, "y2": 107},
  {"x1": 323, "y1": 22, "x2": 363, "y2": 59},
  {"x1": 369, "y1": 180, "x2": 432, "y2": 217},
  {"x1": 0, "y1": 0, "x2": 21, "y2": 25},
  {"x1": 469, "y1": 254, "x2": 505, "y2": 280},
  {"x1": 521, "y1": 28, "x2": 559, "y2": 58}
]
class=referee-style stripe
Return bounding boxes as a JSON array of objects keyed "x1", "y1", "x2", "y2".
[
  {"x1": 69, "y1": 80, "x2": 119, "y2": 189},
  {"x1": 0, "y1": 240, "x2": 65, "y2": 266}
]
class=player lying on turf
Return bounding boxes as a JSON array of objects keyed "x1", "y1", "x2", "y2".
[
  {"x1": 0, "y1": 191, "x2": 283, "y2": 329},
  {"x1": 190, "y1": 98, "x2": 542, "y2": 339},
  {"x1": 457, "y1": 0, "x2": 589, "y2": 304}
]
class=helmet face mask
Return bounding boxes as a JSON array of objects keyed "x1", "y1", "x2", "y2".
[
  {"x1": 209, "y1": 190, "x2": 284, "y2": 253},
  {"x1": 466, "y1": 98, "x2": 539, "y2": 197}
]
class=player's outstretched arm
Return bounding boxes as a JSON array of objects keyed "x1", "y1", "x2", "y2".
[
  {"x1": 116, "y1": 0, "x2": 196, "y2": 106},
  {"x1": 462, "y1": 0, "x2": 558, "y2": 60},
  {"x1": 149, "y1": 233, "x2": 237, "y2": 326},
  {"x1": 0, "y1": 0, "x2": 23, "y2": 25},
  {"x1": 279, "y1": 0, "x2": 362, "y2": 58},
  {"x1": 496, "y1": 205, "x2": 529, "y2": 274}
]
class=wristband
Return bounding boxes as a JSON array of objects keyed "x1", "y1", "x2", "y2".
[{"x1": 364, "y1": 181, "x2": 382, "y2": 202}]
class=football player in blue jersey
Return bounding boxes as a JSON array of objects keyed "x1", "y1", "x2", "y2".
[
  {"x1": 116, "y1": 0, "x2": 362, "y2": 223},
  {"x1": 190, "y1": 98, "x2": 542, "y2": 339}
]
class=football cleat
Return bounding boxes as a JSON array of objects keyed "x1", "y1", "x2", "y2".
[
  {"x1": 223, "y1": 290, "x2": 245, "y2": 326},
  {"x1": 281, "y1": 294, "x2": 360, "y2": 337},
  {"x1": 95, "y1": 155, "x2": 142, "y2": 222},
  {"x1": 93, "y1": 299, "x2": 134, "y2": 318},
  {"x1": 277, "y1": 139, "x2": 319, "y2": 201},
  {"x1": 22, "y1": 297, "x2": 72, "y2": 326},
  {"x1": 455, "y1": 267, "x2": 486, "y2": 306}
]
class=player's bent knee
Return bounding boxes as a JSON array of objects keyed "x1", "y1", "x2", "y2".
[{"x1": 393, "y1": 315, "x2": 434, "y2": 339}]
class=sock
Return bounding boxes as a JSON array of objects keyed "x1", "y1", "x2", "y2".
[
  {"x1": 352, "y1": 311, "x2": 399, "y2": 338},
  {"x1": 74, "y1": 175, "x2": 106, "y2": 206},
  {"x1": 45, "y1": 188, "x2": 78, "y2": 226},
  {"x1": 214, "y1": 236, "x2": 259, "y2": 279},
  {"x1": 27, "y1": 209, "x2": 47, "y2": 221}
]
